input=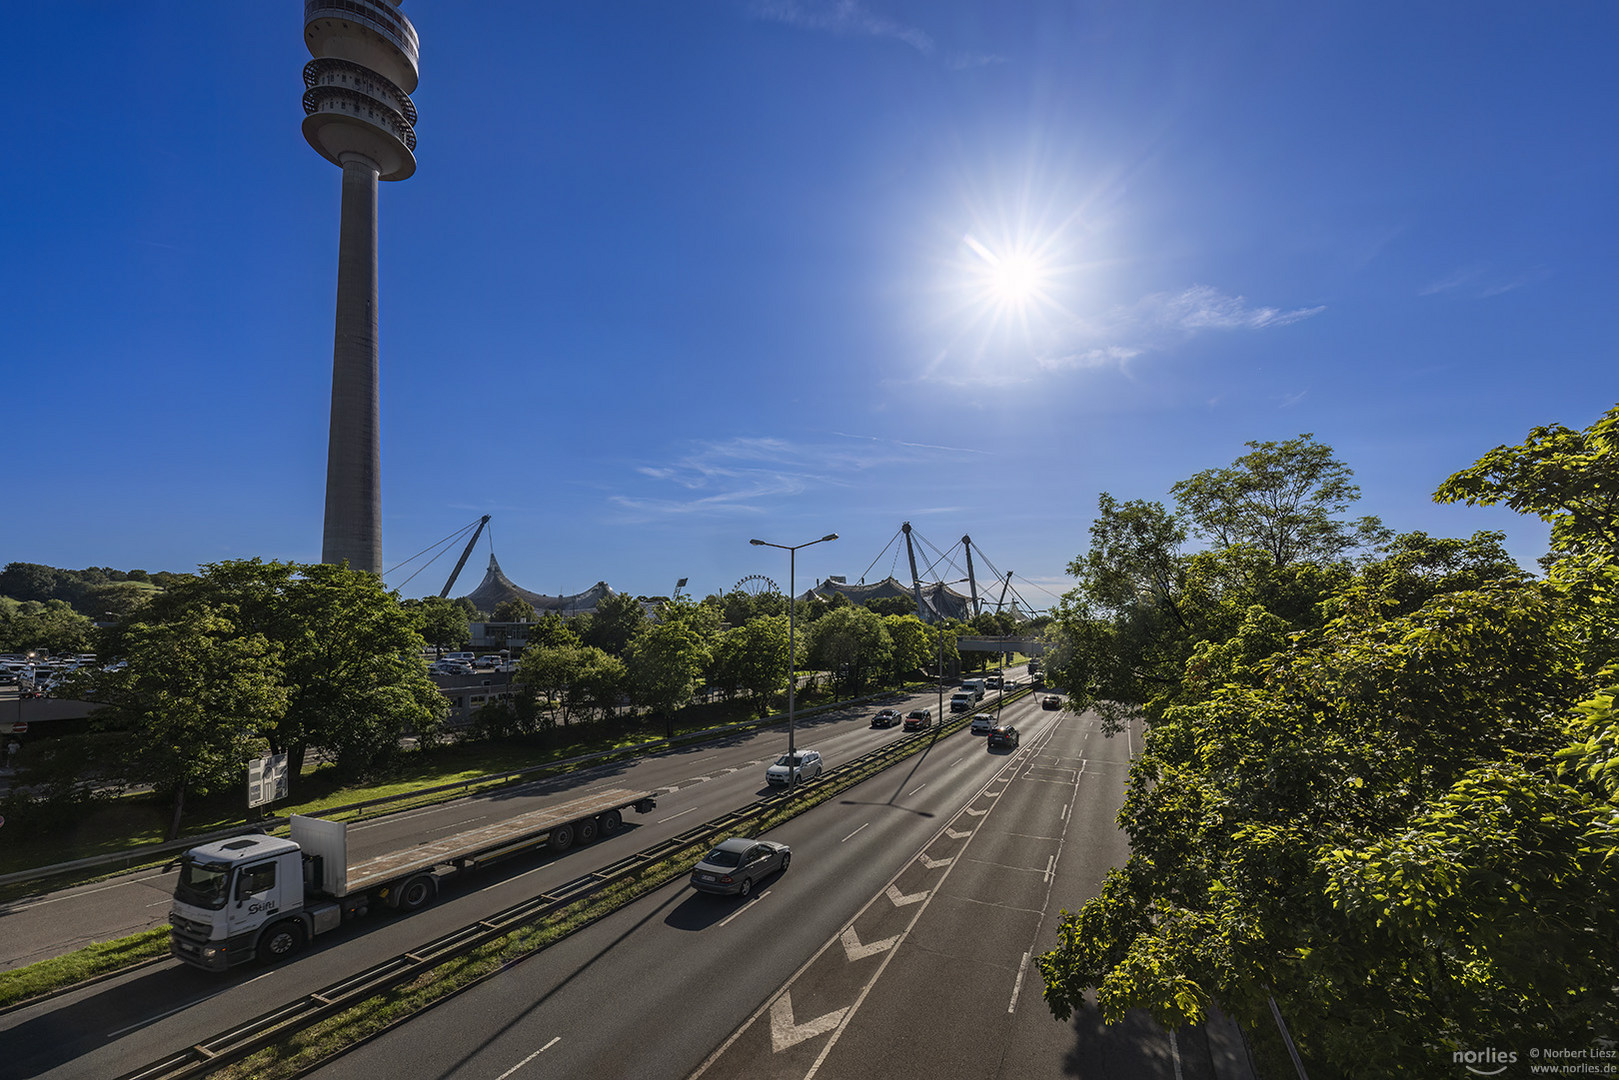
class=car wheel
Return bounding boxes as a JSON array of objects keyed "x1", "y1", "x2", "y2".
[
  {"x1": 780, "y1": 852, "x2": 791, "y2": 872},
  {"x1": 738, "y1": 877, "x2": 753, "y2": 898},
  {"x1": 259, "y1": 920, "x2": 305, "y2": 963}
]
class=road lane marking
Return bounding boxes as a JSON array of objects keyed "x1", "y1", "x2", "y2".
[
  {"x1": 425, "y1": 815, "x2": 487, "y2": 833},
  {"x1": 964, "y1": 808, "x2": 988, "y2": 817},
  {"x1": 945, "y1": 827, "x2": 971, "y2": 840},
  {"x1": 770, "y1": 992, "x2": 849, "y2": 1052},
  {"x1": 1008, "y1": 951, "x2": 1031, "y2": 1013},
  {"x1": 494, "y1": 1037, "x2": 561, "y2": 1079},
  {"x1": 1045, "y1": 855, "x2": 1056, "y2": 883},
  {"x1": 839, "y1": 927, "x2": 899, "y2": 962},
  {"x1": 841, "y1": 823, "x2": 869, "y2": 843},
  {"x1": 718, "y1": 891, "x2": 770, "y2": 928},
  {"x1": 907, "y1": 784, "x2": 927, "y2": 796},
  {"x1": 657, "y1": 808, "x2": 697, "y2": 823},
  {"x1": 918, "y1": 854, "x2": 953, "y2": 870},
  {"x1": 885, "y1": 884, "x2": 929, "y2": 907}
]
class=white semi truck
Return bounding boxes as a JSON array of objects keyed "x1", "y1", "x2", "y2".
[{"x1": 168, "y1": 787, "x2": 657, "y2": 971}]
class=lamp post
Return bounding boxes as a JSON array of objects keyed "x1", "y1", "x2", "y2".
[
  {"x1": 749, "y1": 533, "x2": 838, "y2": 789},
  {"x1": 925, "y1": 577, "x2": 969, "y2": 721}
]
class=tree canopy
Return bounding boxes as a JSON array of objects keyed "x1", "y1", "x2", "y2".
[{"x1": 1037, "y1": 410, "x2": 1619, "y2": 1077}]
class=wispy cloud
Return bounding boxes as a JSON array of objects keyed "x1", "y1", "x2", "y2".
[
  {"x1": 750, "y1": 0, "x2": 935, "y2": 54},
  {"x1": 1420, "y1": 262, "x2": 1544, "y2": 299},
  {"x1": 610, "y1": 434, "x2": 979, "y2": 521},
  {"x1": 921, "y1": 284, "x2": 1325, "y2": 387},
  {"x1": 1146, "y1": 284, "x2": 1324, "y2": 331}
]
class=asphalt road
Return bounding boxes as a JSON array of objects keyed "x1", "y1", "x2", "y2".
[
  {"x1": 0, "y1": 681, "x2": 1016, "y2": 1078},
  {"x1": 289, "y1": 700, "x2": 1249, "y2": 1080}
]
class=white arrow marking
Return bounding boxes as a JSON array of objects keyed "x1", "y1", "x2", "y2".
[
  {"x1": 919, "y1": 854, "x2": 954, "y2": 870},
  {"x1": 964, "y1": 808, "x2": 989, "y2": 817},
  {"x1": 886, "y1": 883, "x2": 929, "y2": 907},
  {"x1": 770, "y1": 992, "x2": 848, "y2": 1052},
  {"x1": 983, "y1": 789, "x2": 1003, "y2": 798},
  {"x1": 840, "y1": 926, "x2": 899, "y2": 961},
  {"x1": 945, "y1": 827, "x2": 971, "y2": 840}
]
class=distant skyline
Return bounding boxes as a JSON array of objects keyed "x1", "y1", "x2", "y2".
[{"x1": 5, "y1": 2, "x2": 1613, "y2": 606}]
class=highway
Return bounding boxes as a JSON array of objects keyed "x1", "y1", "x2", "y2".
[
  {"x1": 0, "y1": 683, "x2": 1008, "y2": 1077},
  {"x1": 1, "y1": 683, "x2": 1252, "y2": 1079}
]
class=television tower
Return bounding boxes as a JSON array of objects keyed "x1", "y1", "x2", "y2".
[{"x1": 301, "y1": 1, "x2": 419, "y2": 575}]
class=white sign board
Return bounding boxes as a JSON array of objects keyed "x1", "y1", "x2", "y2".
[{"x1": 247, "y1": 752, "x2": 289, "y2": 808}]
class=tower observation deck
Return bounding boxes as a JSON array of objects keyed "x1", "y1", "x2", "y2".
[{"x1": 303, "y1": 0, "x2": 420, "y2": 575}]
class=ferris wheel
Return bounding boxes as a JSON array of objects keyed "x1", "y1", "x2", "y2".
[{"x1": 733, "y1": 573, "x2": 781, "y2": 596}]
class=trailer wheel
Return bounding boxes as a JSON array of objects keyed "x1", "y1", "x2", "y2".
[
  {"x1": 259, "y1": 920, "x2": 305, "y2": 964},
  {"x1": 548, "y1": 822, "x2": 575, "y2": 852},
  {"x1": 598, "y1": 810, "x2": 623, "y2": 836},
  {"x1": 575, "y1": 817, "x2": 598, "y2": 845},
  {"x1": 393, "y1": 873, "x2": 437, "y2": 913}
]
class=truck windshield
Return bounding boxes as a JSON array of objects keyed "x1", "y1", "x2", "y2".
[{"x1": 174, "y1": 856, "x2": 232, "y2": 910}]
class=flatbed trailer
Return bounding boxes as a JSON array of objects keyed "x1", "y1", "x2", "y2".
[{"x1": 169, "y1": 787, "x2": 657, "y2": 970}]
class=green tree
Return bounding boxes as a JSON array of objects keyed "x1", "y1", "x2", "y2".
[
  {"x1": 490, "y1": 598, "x2": 537, "y2": 624},
  {"x1": 517, "y1": 643, "x2": 625, "y2": 725},
  {"x1": 405, "y1": 595, "x2": 472, "y2": 653},
  {"x1": 625, "y1": 616, "x2": 710, "y2": 727},
  {"x1": 116, "y1": 560, "x2": 445, "y2": 788},
  {"x1": 1038, "y1": 406, "x2": 1619, "y2": 1078},
  {"x1": 98, "y1": 604, "x2": 287, "y2": 839},
  {"x1": 806, "y1": 605, "x2": 892, "y2": 695},
  {"x1": 882, "y1": 614, "x2": 935, "y2": 685},
  {"x1": 711, "y1": 615, "x2": 790, "y2": 715},
  {"x1": 0, "y1": 597, "x2": 96, "y2": 654},
  {"x1": 1169, "y1": 432, "x2": 1391, "y2": 567},
  {"x1": 579, "y1": 591, "x2": 647, "y2": 657}
]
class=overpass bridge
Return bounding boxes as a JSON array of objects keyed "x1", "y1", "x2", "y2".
[{"x1": 955, "y1": 635, "x2": 1047, "y2": 655}]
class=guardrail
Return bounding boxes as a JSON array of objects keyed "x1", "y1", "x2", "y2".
[{"x1": 113, "y1": 690, "x2": 1025, "y2": 1080}]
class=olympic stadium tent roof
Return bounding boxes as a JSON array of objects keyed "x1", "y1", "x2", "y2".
[{"x1": 460, "y1": 553, "x2": 615, "y2": 616}]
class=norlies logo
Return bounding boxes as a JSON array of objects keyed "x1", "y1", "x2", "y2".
[{"x1": 1455, "y1": 1047, "x2": 1518, "y2": 1075}]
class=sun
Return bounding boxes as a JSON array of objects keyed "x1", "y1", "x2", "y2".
[{"x1": 962, "y1": 233, "x2": 1059, "y2": 316}]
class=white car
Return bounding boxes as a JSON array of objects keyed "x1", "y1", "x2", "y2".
[
  {"x1": 971, "y1": 713, "x2": 995, "y2": 734},
  {"x1": 765, "y1": 749, "x2": 823, "y2": 788}
]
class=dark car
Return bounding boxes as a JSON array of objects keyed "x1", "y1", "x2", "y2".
[
  {"x1": 1041, "y1": 695, "x2": 1060, "y2": 710},
  {"x1": 987, "y1": 725, "x2": 1020, "y2": 749},
  {"x1": 690, "y1": 837, "x2": 791, "y2": 897},
  {"x1": 870, "y1": 708, "x2": 902, "y2": 728},
  {"x1": 903, "y1": 708, "x2": 933, "y2": 731}
]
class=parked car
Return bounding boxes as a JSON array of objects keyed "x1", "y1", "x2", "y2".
[
  {"x1": 474, "y1": 655, "x2": 503, "y2": 669},
  {"x1": 987, "y1": 725, "x2": 1020, "y2": 749},
  {"x1": 903, "y1": 708, "x2": 933, "y2": 731},
  {"x1": 971, "y1": 713, "x2": 996, "y2": 734},
  {"x1": 950, "y1": 692, "x2": 974, "y2": 713},
  {"x1": 870, "y1": 708, "x2": 902, "y2": 728},
  {"x1": 1041, "y1": 695, "x2": 1060, "y2": 710},
  {"x1": 690, "y1": 837, "x2": 791, "y2": 897},
  {"x1": 766, "y1": 749, "x2": 823, "y2": 787}
]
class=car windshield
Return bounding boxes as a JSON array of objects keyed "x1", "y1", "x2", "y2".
[
  {"x1": 703, "y1": 849, "x2": 743, "y2": 868},
  {"x1": 774, "y1": 754, "x2": 805, "y2": 767},
  {"x1": 174, "y1": 856, "x2": 232, "y2": 910}
]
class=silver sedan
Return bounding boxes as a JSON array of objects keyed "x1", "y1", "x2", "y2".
[{"x1": 690, "y1": 837, "x2": 791, "y2": 897}]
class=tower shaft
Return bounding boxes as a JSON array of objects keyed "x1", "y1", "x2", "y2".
[{"x1": 321, "y1": 155, "x2": 382, "y2": 574}]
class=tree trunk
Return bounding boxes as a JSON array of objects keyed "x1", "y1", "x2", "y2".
[{"x1": 166, "y1": 784, "x2": 187, "y2": 842}]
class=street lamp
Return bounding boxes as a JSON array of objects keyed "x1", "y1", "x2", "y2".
[
  {"x1": 924, "y1": 577, "x2": 970, "y2": 721},
  {"x1": 749, "y1": 533, "x2": 838, "y2": 790}
]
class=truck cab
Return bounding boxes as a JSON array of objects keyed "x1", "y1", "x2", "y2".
[{"x1": 169, "y1": 834, "x2": 314, "y2": 971}]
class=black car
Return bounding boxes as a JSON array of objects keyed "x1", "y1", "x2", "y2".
[
  {"x1": 870, "y1": 709, "x2": 902, "y2": 728},
  {"x1": 987, "y1": 725, "x2": 1020, "y2": 749},
  {"x1": 903, "y1": 708, "x2": 933, "y2": 731}
]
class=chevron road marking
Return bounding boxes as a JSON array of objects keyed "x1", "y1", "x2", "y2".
[
  {"x1": 964, "y1": 808, "x2": 989, "y2": 817},
  {"x1": 885, "y1": 883, "x2": 929, "y2": 907},
  {"x1": 839, "y1": 927, "x2": 900, "y2": 962},
  {"x1": 945, "y1": 827, "x2": 971, "y2": 840},
  {"x1": 918, "y1": 854, "x2": 954, "y2": 870},
  {"x1": 770, "y1": 992, "x2": 849, "y2": 1052}
]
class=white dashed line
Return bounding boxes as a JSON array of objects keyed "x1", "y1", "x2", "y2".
[
  {"x1": 841, "y1": 823, "x2": 869, "y2": 843},
  {"x1": 1008, "y1": 950, "x2": 1031, "y2": 1013},
  {"x1": 658, "y1": 808, "x2": 696, "y2": 823},
  {"x1": 495, "y1": 1036, "x2": 561, "y2": 1079}
]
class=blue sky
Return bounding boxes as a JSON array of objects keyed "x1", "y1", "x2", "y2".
[{"x1": 4, "y1": 2, "x2": 1614, "y2": 608}]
